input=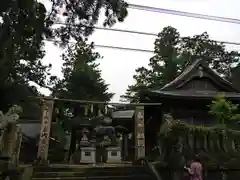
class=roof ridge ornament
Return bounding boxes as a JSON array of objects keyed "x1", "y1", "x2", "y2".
[{"x1": 198, "y1": 66, "x2": 203, "y2": 78}]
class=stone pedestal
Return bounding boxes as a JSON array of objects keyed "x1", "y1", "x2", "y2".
[
  {"x1": 106, "y1": 147, "x2": 121, "y2": 163},
  {"x1": 80, "y1": 147, "x2": 96, "y2": 164}
]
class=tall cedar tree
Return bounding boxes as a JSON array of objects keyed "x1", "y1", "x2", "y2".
[
  {"x1": 54, "y1": 41, "x2": 113, "y2": 103},
  {"x1": 122, "y1": 26, "x2": 240, "y2": 102},
  {"x1": 0, "y1": 0, "x2": 127, "y2": 117},
  {"x1": 52, "y1": 41, "x2": 113, "y2": 134}
]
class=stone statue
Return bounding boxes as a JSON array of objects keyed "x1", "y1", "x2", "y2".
[
  {"x1": 163, "y1": 113, "x2": 174, "y2": 124},
  {"x1": 0, "y1": 105, "x2": 22, "y2": 164},
  {"x1": 81, "y1": 128, "x2": 89, "y2": 141},
  {"x1": 0, "y1": 105, "x2": 22, "y2": 130},
  {"x1": 79, "y1": 128, "x2": 91, "y2": 146}
]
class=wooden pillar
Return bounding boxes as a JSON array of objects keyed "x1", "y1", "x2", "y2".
[
  {"x1": 37, "y1": 99, "x2": 54, "y2": 164},
  {"x1": 12, "y1": 125, "x2": 22, "y2": 165},
  {"x1": 134, "y1": 105, "x2": 145, "y2": 160},
  {"x1": 16, "y1": 125, "x2": 22, "y2": 164},
  {"x1": 123, "y1": 133, "x2": 128, "y2": 160},
  {"x1": 64, "y1": 132, "x2": 72, "y2": 163},
  {"x1": 0, "y1": 129, "x2": 5, "y2": 151}
]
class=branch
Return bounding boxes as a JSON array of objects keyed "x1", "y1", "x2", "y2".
[{"x1": 45, "y1": 0, "x2": 57, "y2": 21}]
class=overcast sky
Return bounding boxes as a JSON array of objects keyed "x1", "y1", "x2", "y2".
[{"x1": 40, "y1": 0, "x2": 240, "y2": 102}]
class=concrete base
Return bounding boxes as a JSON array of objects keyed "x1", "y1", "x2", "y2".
[
  {"x1": 106, "y1": 147, "x2": 121, "y2": 163},
  {"x1": 80, "y1": 147, "x2": 96, "y2": 164}
]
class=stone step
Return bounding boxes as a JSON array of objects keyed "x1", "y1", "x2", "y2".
[
  {"x1": 34, "y1": 169, "x2": 148, "y2": 178},
  {"x1": 32, "y1": 174, "x2": 154, "y2": 180},
  {"x1": 34, "y1": 165, "x2": 147, "y2": 173},
  {"x1": 31, "y1": 165, "x2": 157, "y2": 180},
  {"x1": 33, "y1": 172, "x2": 85, "y2": 178}
]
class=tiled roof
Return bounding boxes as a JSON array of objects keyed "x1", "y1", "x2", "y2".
[{"x1": 161, "y1": 59, "x2": 236, "y2": 91}]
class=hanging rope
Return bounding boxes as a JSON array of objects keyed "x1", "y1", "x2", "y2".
[{"x1": 28, "y1": 96, "x2": 162, "y2": 106}]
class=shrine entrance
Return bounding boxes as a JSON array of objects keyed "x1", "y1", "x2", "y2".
[{"x1": 36, "y1": 97, "x2": 149, "y2": 165}]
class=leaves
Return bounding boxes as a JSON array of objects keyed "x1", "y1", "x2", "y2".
[
  {"x1": 122, "y1": 26, "x2": 240, "y2": 102},
  {"x1": 158, "y1": 110, "x2": 240, "y2": 169},
  {"x1": 48, "y1": 0, "x2": 128, "y2": 45},
  {"x1": 52, "y1": 41, "x2": 113, "y2": 140},
  {"x1": 0, "y1": 0, "x2": 50, "y2": 115},
  {"x1": 208, "y1": 94, "x2": 240, "y2": 125},
  {"x1": 0, "y1": 0, "x2": 128, "y2": 117},
  {"x1": 58, "y1": 41, "x2": 114, "y2": 102}
]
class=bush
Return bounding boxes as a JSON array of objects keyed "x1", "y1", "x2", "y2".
[{"x1": 208, "y1": 94, "x2": 240, "y2": 125}]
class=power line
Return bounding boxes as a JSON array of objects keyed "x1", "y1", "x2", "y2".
[
  {"x1": 55, "y1": 22, "x2": 240, "y2": 46},
  {"x1": 128, "y1": 3, "x2": 240, "y2": 24},
  {"x1": 95, "y1": 44, "x2": 153, "y2": 53},
  {"x1": 46, "y1": 38, "x2": 240, "y2": 54},
  {"x1": 55, "y1": 22, "x2": 157, "y2": 36},
  {"x1": 94, "y1": 27, "x2": 240, "y2": 46},
  {"x1": 87, "y1": 25, "x2": 157, "y2": 37},
  {"x1": 45, "y1": 38, "x2": 154, "y2": 53}
]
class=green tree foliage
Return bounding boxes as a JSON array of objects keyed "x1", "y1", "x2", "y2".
[
  {"x1": 53, "y1": 41, "x2": 113, "y2": 102},
  {"x1": 52, "y1": 41, "x2": 113, "y2": 135},
  {"x1": 122, "y1": 26, "x2": 240, "y2": 102},
  {"x1": 0, "y1": 0, "x2": 128, "y2": 116},
  {"x1": 158, "y1": 116, "x2": 240, "y2": 172},
  {"x1": 208, "y1": 94, "x2": 240, "y2": 125},
  {"x1": 0, "y1": 0, "x2": 51, "y2": 116},
  {"x1": 48, "y1": 0, "x2": 128, "y2": 45},
  {"x1": 1, "y1": 0, "x2": 128, "y2": 49}
]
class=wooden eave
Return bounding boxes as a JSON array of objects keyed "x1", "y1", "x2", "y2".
[{"x1": 161, "y1": 59, "x2": 239, "y2": 92}]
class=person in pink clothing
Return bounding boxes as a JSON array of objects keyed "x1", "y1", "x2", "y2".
[{"x1": 184, "y1": 155, "x2": 203, "y2": 180}]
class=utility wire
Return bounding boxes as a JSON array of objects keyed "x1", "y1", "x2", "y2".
[
  {"x1": 85, "y1": 24, "x2": 157, "y2": 37},
  {"x1": 55, "y1": 22, "x2": 240, "y2": 46},
  {"x1": 45, "y1": 38, "x2": 154, "y2": 53},
  {"x1": 45, "y1": 38, "x2": 240, "y2": 54},
  {"x1": 128, "y1": 3, "x2": 240, "y2": 24},
  {"x1": 94, "y1": 44, "x2": 154, "y2": 53}
]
